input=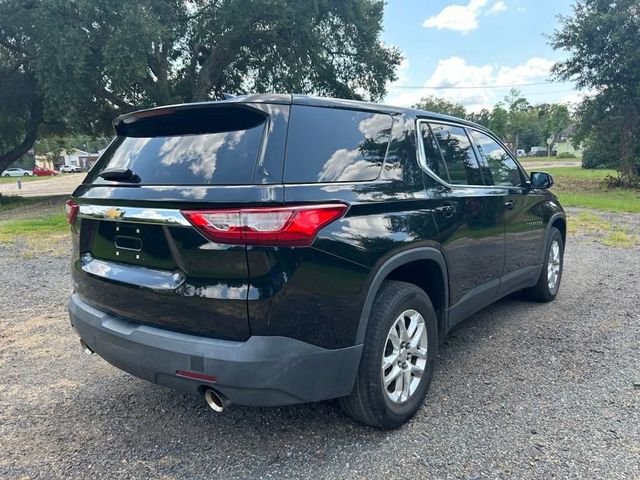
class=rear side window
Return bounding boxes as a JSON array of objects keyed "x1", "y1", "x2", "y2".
[
  {"x1": 284, "y1": 106, "x2": 392, "y2": 183},
  {"x1": 91, "y1": 108, "x2": 266, "y2": 185},
  {"x1": 429, "y1": 123, "x2": 484, "y2": 186}
]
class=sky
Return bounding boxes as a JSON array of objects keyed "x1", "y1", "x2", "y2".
[{"x1": 381, "y1": 0, "x2": 580, "y2": 111}]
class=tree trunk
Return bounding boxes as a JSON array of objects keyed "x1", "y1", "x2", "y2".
[
  {"x1": 191, "y1": 49, "x2": 229, "y2": 101},
  {"x1": 0, "y1": 99, "x2": 43, "y2": 173},
  {"x1": 617, "y1": 105, "x2": 639, "y2": 183}
]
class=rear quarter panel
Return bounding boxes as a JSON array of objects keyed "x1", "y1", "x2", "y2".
[{"x1": 246, "y1": 114, "x2": 442, "y2": 348}]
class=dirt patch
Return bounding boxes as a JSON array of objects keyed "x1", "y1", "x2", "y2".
[
  {"x1": 565, "y1": 207, "x2": 640, "y2": 247},
  {"x1": 0, "y1": 314, "x2": 62, "y2": 366}
]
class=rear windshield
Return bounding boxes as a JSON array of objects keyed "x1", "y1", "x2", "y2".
[
  {"x1": 284, "y1": 106, "x2": 392, "y2": 183},
  {"x1": 90, "y1": 108, "x2": 266, "y2": 185}
]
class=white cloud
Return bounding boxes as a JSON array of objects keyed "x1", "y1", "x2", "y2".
[
  {"x1": 487, "y1": 1, "x2": 507, "y2": 14},
  {"x1": 423, "y1": 0, "x2": 489, "y2": 33},
  {"x1": 495, "y1": 57, "x2": 555, "y2": 85},
  {"x1": 318, "y1": 148, "x2": 373, "y2": 182},
  {"x1": 386, "y1": 56, "x2": 556, "y2": 112},
  {"x1": 386, "y1": 55, "x2": 410, "y2": 93},
  {"x1": 395, "y1": 57, "x2": 410, "y2": 85},
  {"x1": 559, "y1": 89, "x2": 596, "y2": 107}
]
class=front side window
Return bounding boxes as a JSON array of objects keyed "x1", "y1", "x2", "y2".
[
  {"x1": 470, "y1": 130, "x2": 522, "y2": 187},
  {"x1": 429, "y1": 123, "x2": 484, "y2": 185},
  {"x1": 419, "y1": 123, "x2": 449, "y2": 181}
]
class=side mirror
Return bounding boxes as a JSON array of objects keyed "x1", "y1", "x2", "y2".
[{"x1": 530, "y1": 171, "x2": 554, "y2": 189}]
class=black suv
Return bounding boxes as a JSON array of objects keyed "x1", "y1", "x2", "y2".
[{"x1": 67, "y1": 94, "x2": 565, "y2": 428}]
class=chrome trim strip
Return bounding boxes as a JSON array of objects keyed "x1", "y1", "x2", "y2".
[
  {"x1": 80, "y1": 254, "x2": 185, "y2": 291},
  {"x1": 78, "y1": 204, "x2": 191, "y2": 226},
  {"x1": 415, "y1": 119, "x2": 526, "y2": 190}
]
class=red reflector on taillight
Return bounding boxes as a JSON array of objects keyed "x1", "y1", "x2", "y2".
[
  {"x1": 65, "y1": 199, "x2": 79, "y2": 225},
  {"x1": 175, "y1": 370, "x2": 217, "y2": 382},
  {"x1": 181, "y1": 204, "x2": 347, "y2": 246}
]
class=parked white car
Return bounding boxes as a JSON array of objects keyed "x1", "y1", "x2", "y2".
[
  {"x1": 2, "y1": 167, "x2": 33, "y2": 177},
  {"x1": 59, "y1": 165, "x2": 83, "y2": 173}
]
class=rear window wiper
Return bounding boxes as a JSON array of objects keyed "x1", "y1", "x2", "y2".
[{"x1": 98, "y1": 167, "x2": 141, "y2": 183}]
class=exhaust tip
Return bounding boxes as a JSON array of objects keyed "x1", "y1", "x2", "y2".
[
  {"x1": 204, "y1": 388, "x2": 228, "y2": 413},
  {"x1": 79, "y1": 339, "x2": 94, "y2": 356}
]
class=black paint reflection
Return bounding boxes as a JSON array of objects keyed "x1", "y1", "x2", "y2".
[
  {"x1": 430, "y1": 123, "x2": 484, "y2": 186},
  {"x1": 284, "y1": 105, "x2": 393, "y2": 183},
  {"x1": 92, "y1": 126, "x2": 265, "y2": 186},
  {"x1": 469, "y1": 130, "x2": 522, "y2": 187}
]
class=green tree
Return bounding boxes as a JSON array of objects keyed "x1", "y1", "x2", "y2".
[
  {"x1": 0, "y1": 0, "x2": 401, "y2": 172},
  {"x1": 466, "y1": 108, "x2": 491, "y2": 128},
  {"x1": 489, "y1": 103, "x2": 508, "y2": 140},
  {"x1": 504, "y1": 89, "x2": 531, "y2": 158},
  {"x1": 414, "y1": 95, "x2": 467, "y2": 118},
  {"x1": 545, "y1": 104, "x2": 572, "y2": 156},
  {"x1": 551, "y1": 0, "x2": 640, "y2": 181}
]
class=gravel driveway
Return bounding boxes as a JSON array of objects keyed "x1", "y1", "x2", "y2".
[{"x1": 0, "y1": 231, "x2": 638, "y2": 479}]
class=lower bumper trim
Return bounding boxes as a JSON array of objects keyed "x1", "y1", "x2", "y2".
[{"x1": 69, "y1": 294, "x2": 362, "y2": 406}]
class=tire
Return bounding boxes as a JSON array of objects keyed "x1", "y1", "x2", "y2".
[
  {"x1": 23, "y1": 173, "x2": 29, "y2": 176},
  {"x1": 340, "y1": 281, "x2": 438, "y2": 429},
  {"x1": 524, "y1": 227, "x2": 564, "y2": 302},
  {"x1": 3, "y1": 174, "x2": 9, "y2": 177}
]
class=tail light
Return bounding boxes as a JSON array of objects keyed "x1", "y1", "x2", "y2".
[
  {"x1": 65, "y1": 199, "x2": 79, "y2": 225},
  {"x1": 181, "y1": 204, "x2": 347, "y2": 246}
]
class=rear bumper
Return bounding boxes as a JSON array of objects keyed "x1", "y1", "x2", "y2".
[{"x1": 69, "y1": 294, "x2": 362, "y2": 406}]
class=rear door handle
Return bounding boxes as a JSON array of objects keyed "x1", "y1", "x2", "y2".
[
  {"x1": 434, "y1": 205, "x2": 456, "y2": 217},
  {"x1": 504, "y1": 201, "x2": 515, "y2": 210}
]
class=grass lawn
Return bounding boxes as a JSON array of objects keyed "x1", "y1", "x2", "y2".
[
  {"x1": 0, "y1": 194, "x2": 68, "y2": 213},
  {"x1": 0, "y1": 195, "x2": 70, "y2": 254},
  {"x1": 549, "y1": 167, "x2": 640, "y2": 213},
  {"x1": 0, "y1": 213, "x2": 68, "y2": 239},
  {"x1": 0, "y1": 212, "x2": 69, "y2": 256}
]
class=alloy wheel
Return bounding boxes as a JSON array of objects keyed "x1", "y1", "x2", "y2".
[
  {"x1": 547, "y1": 240, "x2": 561, "y2": 290},
  {"x1": 381, "y1": 309, "x2": 428, "y2": 404}
]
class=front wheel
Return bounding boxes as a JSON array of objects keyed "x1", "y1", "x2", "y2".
[
  {"x1": 340, "y1": 281, "x2": 438, "y2": 429},
  {"x1": 524, "y1": 227, "x2": 564, "y2": 302}
]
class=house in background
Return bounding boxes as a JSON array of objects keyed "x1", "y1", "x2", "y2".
[
  {"x1": 553, "y1": 126, "x2": 583, "y2": 156},
  {"x1": 35, "y1": 155, "x2": 55, "y2": 170},
  {"x1": 56, "y1": 148, "x2": 100, "y2": 171}
]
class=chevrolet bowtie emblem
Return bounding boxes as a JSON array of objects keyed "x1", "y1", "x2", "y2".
[{"x1": 104, "y1": 208, "x2": 124, "y2": 220}]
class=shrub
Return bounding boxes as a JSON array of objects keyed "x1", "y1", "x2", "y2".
[
  {"x1": 581, "y1": 141, "x2": 618, "y2": 169},
  {"x1": 556, "y1": 152, "x2": 577, "y2": 159}
]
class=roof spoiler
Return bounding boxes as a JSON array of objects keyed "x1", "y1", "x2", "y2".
[
  {"x1": 113, "y1": 102, "x2": 270, "y2": 138},
  {"x1": 113, "y1": 94, "x2": 293, "y2": 133}
]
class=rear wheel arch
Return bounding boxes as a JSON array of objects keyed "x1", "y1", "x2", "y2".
[{"x1": 356, "y1": 247, "x2": 449, "y2": 345}]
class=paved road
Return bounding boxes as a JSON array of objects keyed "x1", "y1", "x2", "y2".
[
  {"x1": 0, "y1": 230, "x2": 638, "y2": 479},
  {"x1": 0, "y1": 174, "x2": 82, "y2": 197}
]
